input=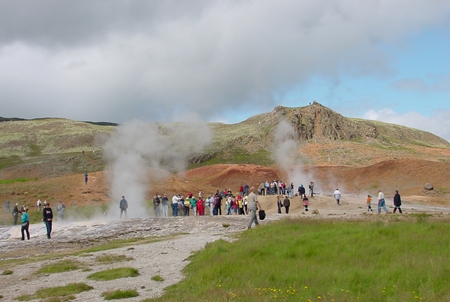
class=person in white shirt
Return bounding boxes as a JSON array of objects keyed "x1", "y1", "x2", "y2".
[
  {"x1": 172, "y1": 194, "x2": 181, "y2": 216},
  {"x1": 377, "y1": 190, "x2": 389, "y2": 213},
  {"x1": 334, "y1": 189, "x2": 341, "y2": 205}
]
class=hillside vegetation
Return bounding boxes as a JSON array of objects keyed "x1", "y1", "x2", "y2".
[{"x1": 1, "y1": 102, "x2": 449, "y2": 177}]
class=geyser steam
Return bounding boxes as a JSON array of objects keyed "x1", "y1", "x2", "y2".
[{"x1": 102, "y1": 120, "x2": 212, "y2": 218}]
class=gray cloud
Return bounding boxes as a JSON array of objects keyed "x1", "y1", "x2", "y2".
[{"x1": 1, "y1": 1, "x2": 450, "y2": 123}]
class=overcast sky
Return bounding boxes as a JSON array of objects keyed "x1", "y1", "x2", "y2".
[{"x1": 1, "y1": 1, "x2": 450, "y2": 141}]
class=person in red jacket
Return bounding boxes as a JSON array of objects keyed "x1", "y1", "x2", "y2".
[{"x1": 197, "y1": 198, "x2": 205, "y2": 216}]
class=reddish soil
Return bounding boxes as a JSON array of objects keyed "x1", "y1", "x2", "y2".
[{"x1": 1, "y1": 159, "x2": 450, "y2": 217}]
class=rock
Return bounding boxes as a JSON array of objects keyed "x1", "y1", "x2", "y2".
[{"x1": 424, "y1": 183, "x2": 434, "y2": 190}]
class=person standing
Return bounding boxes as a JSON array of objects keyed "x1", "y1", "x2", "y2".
[
  {"x1": 190, "y1": 197, "x2": 198, "y2": 216},
  {"x1": 161, "y1": 194, "x2": 169, "y2": 217},
  {"x1": 366, "y1": 195, "x2": 373, "y2": 212},
  {"x1": 12, "y1": 203, "x2": 19, "y2": 225},
  {"x1": 393, "y1": 190, "x2": 403, "y2": 214},
  {"x1": 215, "y1": 193, "x2": 223, "y2": 215},
  {"x1": 247, "y1": 187, "x2": 263, "y2": 229},
  {"x1": 36, "y1": 199, "x2": 42, "y2": 211},
  {"x1": 309, "y1": 182, "x2": 314, "y2": 197},
  {"x1": 283, "y1": 195, "x2": 290, "y2": 214},
  {"x1": 298, "y1": 184, "x2": 306, "y2": 199},
  {"x1": 303, "y1": 196, "x2": 309, "y2": 212},
  {"x1": 21, "y1": 207, "x2": 30, "y2": 240},
  {"x1": 43, "y1": 202, "x2": 53, "y2": 239},
  {"x1": 84, "y1": 170, "x2": 88, "y2": 185},
  {"x1": 119, "y1": 196, "x2": 128, "y2": 218},
  {"x1": 5, "y1": 200, "x2": 10, "y2": 213},
  {"x1": 153, "y1": 194, "x2": 161, "y2": 217},
  {"x1": 57, "y1": 201, "x2": 66, "y2": 220},
  {"x1": 334, "y1": 189, "x2": 341, "y2": 205},
  {"x1": 197, "y1": 197, "x2": 205, "y2": 216},
  {"x1": 172, "y1": 194, "x2": 180, "y2": 216},
  {"x1": 276, "y1": 195, "x2": 282, "y2": 214},
  {"x1": 377, "y1": 190, "x2": 389, "y2": 214}
]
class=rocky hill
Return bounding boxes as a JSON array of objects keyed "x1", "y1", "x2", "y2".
[{"x1": 1, "y1": 102, "x2": 449, "y2": 177}]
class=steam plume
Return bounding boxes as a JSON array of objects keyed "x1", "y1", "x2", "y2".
[{"x1": 102, "y1": 119, "x2": 212, "y2": 218}]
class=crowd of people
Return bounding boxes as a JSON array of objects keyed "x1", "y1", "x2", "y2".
[{"x1": 4, "y1": 177, "x2": 404, "y2": 241}]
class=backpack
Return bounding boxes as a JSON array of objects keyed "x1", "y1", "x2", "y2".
[{"x1": 258, "y1": 210, "x2": 266, "y2": 220}]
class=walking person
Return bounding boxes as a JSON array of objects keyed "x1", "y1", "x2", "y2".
[
  {"x1": 43, "y1": 202, "x2": 53, "y2": 239},
  {"x1": 119, "y1": 196, "x2": 128, "y2": 218},
  {"x1": 366, "y1": 195, "x2": 373, "y2": 212},
  {"x1": 5, "y1": 200, "x2": 10, "y2": 213},
  {"x1": 12, "y1": 203, "x2": 19, "y2": 225},
  {"x1": 247, "y1": 187, "x2": 263, "y2": 229},
  {"x1": 283, "y1": 195, "x2": 290, "y2": 214},
  {"x1": 84, "y1": 170, "x2": 88, "y2": 185},
  {"x1": 393, "y1": 190, "x2": 403, "y2": 214},
  {"x1": 334, "y1": 189, "x2": 341, "y2": 205},
  {"x1": 377, "y1": 190, "x2": 389, "y2": 214},
  {"x1": 21, "y1": 207, "x2": 30, "y2": 240}
]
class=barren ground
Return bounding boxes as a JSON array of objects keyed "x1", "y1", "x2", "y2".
[{"x1": 1, "y1": 160, "x2": 450, "y2": 301}]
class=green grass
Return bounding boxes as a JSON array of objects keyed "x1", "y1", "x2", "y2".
[
  {"x1": 36, "y1": 259, "x2": 83, "y2": 275},
  {"x1": 87, "y1": 267, "x2": 139, "y2": 281},
  {"x1": 151, "y1": 275, "x2": 165, "y2": 282},
  {"x1": 147, "y1": 217, "x2": 450, "y2": 302},
  {"x1": 95, "y1": 254, "x2": 134, "y2": 264},
  {"x1": 14, "y1": 282, "x2": 93, "y2": 301},
  {"x1": 2, "y1": 269, "x2": 13, "y2": 275},
  {"x1": 101, "y1": 289, "x2": 139, "y2": 300},
  {"x1": 0, "y1": 177, "x2": 38, "y2": 184}
]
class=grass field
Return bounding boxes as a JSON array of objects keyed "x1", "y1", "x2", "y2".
[{"x1": 148, "y1": 216, "x2": 450, "y2": 302}]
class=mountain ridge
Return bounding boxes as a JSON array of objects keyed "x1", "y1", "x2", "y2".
[{"x1": 0, "y1": 102, "x2": 449, "y2": 177}]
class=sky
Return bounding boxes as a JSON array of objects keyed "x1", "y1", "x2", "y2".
[{"x1": 1, "y1": 1, "x2": 450, "y2": 141}]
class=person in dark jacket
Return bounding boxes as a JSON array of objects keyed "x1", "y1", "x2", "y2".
[
  {"x1": 120, "y1": 196, "x2": 128, "y2": 218},
  {"x1": 283, "y1": 196, "x2": 291, "y2": 214},
  {"x1": 298, "y1": 185, "x2": 306, "y2": 199},
  {"x1": 393, "y1": 190, "x2": 402, "y2": 214},
  {"x1": 43, "y1": 202, "x2": 53, "y2": 239},
  {"x1": 12, "y1": 203, "x2": 20, "y2": 225},
  {"x1": 276, "y1": 196, "x2": 283, "y2": 214}
]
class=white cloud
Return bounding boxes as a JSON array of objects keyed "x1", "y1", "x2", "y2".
[
  {"x1": 1, "y1": 1, "x2": 450, "y2": 123},
  {"x1": 364, "y1": 109, "x2": 450, "y2": 142}
]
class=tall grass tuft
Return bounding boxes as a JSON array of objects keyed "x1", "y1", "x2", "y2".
[
  {"x1": 87, "y1": 267, "x2": 139, "y2": 281},
  {"x1": 148, "y1": 217, "x2": 450, "y2": 302},
  {"x1": 15, "y1": 282, "x2": 93, "y2": 301},
  {"x1": 101, "y1": 289, "x2": 139, "y2": 300}
]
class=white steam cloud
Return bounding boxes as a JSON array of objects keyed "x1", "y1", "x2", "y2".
[
  {"x1": 102, "y1": 120, "x2": 212, "y2": 218},
  {"x1": 272, "y1": 119, "x2": 319, "y2": 195}
]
